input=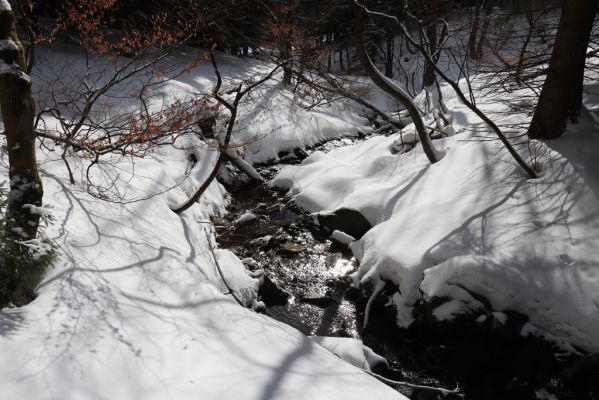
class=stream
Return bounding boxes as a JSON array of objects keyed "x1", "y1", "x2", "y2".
[{"x1": 213, "y1": 138, "x2": 599, "y2": 400}]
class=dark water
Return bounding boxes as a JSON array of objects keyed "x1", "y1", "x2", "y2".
[
  {"x1": 215, "y1": 172, "x2": 360, "y2": 338},
  {"x1": 214, "y1": 143, "x2": 599, "y2": 400}
]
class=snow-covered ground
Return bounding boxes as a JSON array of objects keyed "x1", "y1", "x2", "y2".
[
  {"x1": 0, "y1": 46, "x2": 404, "y2": 399},
  {"x1": 274, "y1": 80, "x2": 599, "y2": 354},
  {"x1": 3, "y1": 17, "x2": 599, "y2": 397}
]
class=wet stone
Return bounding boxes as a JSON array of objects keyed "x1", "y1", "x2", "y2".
[
  {"x1": 317, "y1": 208, "x2": 372, "y2": 239},
  {"x1": 255, "y1": 271, "x2": 290, "y2": 306}
]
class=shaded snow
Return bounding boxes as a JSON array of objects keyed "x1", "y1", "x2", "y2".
[{"x1": 309, "y1": 336, "x2": 388, "y2": 372}]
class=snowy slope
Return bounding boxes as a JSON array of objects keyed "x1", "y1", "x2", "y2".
[
  {"x1": 0, "y1": 46, "x2": 405, "y2": 399},
  {"x1": 273, "y1": 82, "x2": 599, "y2": 353},
  {"x1": 31, "y1": 45, "x2": 367, "y2": 166}
]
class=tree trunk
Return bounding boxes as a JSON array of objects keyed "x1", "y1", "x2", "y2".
[
  {"x1": 384, "y1": 23, "x2": 394, "y2": 78},
  {"x1": 528, "y1": 0, "x2": 599, "y2": 139},
  {"x1": 422, "y1": 0, "x2": 440, "y2": 88},
  {"x1": 515, "y1": 2, "x2": 537, "y2": 85},
  {"x1": 345, "y1": 46, "x2": 350, "y2": 70},
  {"x1": 475, "y1": 1, "x2": 493, "y2": 60},
  {"x1": 281, "y1": 39, "x2": 292, "y2": 86},
  {"x1": 468, "y1": 0, "x2": 482, "y2": 60},
  {"x1": 422, "y1": 21, "x2": 437, "y2": 87},
  {"x1": 327, "y1": 33, "x2": 332, "y2": 72},
  {"x1": 0, "y1": 2, "x2": 44, "y2": 304}
]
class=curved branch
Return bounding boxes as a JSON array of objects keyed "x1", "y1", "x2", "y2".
[
  {"x1": 399, "y1": 22, "x2": 538, "y2": 178},
  {"x1": 353, "y1": 1, "x2": 440, "y2": 164}
]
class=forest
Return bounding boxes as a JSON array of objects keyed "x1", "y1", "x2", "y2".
[{"x1": 1, "y1": 0, "x2": 598, "y2": 399}]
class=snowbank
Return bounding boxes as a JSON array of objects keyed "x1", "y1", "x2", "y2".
[
  {"x1": 31, "y1": 45, "x2": 368, "y2": 167},
  {"x1": 0, "y1": 46, "x2": 404, "y2": 399},
  {"x1": 309, "y1": 336, "x2": 388, "y2": 371},
  {"x1": 274, "y1": 85, "x2": 599, "y2": 353}
]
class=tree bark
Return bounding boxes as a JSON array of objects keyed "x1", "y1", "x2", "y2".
[
  {"x1": 384, "y1": 23, "x2": 394, "y2": 78},
  {"x1": 528, "y1": 0, "x2": 599, "y2": 139},
  {"x1": 422, "y1": 0, "x2": 440, "y2": 88},
  {"x1": 468, "y1": 0, "x2": 482, "y2": 60},
  {"x1": 0, "y1": 1, "x2": 44, "y2": 304},
  {"x1": 0, "y1": 4, "x2": 43, "y2": 240}
]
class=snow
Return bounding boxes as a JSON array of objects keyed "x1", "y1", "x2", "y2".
[
  {"x1": 492, "y1": 311, "x2": 508, "y2": 325},
  {"x1": 390, "y1": 293, "x2": 415, "y2": 329},
  {"x1": 0, "y1": 38, "x2": 17, "y2": 52},
  {"x1": 15, "y1": 238, "x2": 52, "y2": 260},
  {"x1": 235, "y1": 211, "x2": 258, "y2": 225},
  {"x1": 432, "y1": 299, "x2": 467, "y2": 322},
  {"x1": 0, "y1": 46, "x2": 405, "y2": 400},
  {"x1": 213, "y1": 248, "x2": 259, "y2": 307},
  {"x1": 309, "y1": 336, "x2": 388, "y2": 372},
  {"x1": 22, "y1": 203, "x2": 52, "y2": 217},
  {"x1": 3, "y1": 13, "x2": 598, "y2": 396},
  {"x1": 274, "y1": 77, "x2": 599, "y2": 353},
  {"x1": 330, "y1": 229, "x2": 355, "y2": 246},
  {"x1": 0, "y1": 36, "x2": 29, "y2": 82}
]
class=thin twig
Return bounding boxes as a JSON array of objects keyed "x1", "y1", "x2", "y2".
[
  {"x1": 206, "y1": 233, "x2": 246, "y2": 307},
  {"x1": 365, "y1": 370, "x2": 464, "y2": 397}
]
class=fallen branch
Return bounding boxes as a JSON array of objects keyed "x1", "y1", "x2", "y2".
[
  {"x1": 365, "y1": 370, "x2": 464, "y2": 398},
  {"x1": 206, "y1": 232, "x2": 246, "y2": 307},
  {"x1": 363, "y1": 279, "x2": 385, "y2": 329},
  {"x1": 171, "y1": 48, "x2": 285, "y2": 214},
  {"x1": 225, "y1": 149, "x2": 264, "y2": 183}
]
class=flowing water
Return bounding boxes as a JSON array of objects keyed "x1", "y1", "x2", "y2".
[{"x1": 214, "y1": 139, "x2": 599, "y2": 400}]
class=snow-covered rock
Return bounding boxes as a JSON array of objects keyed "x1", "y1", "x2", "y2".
[
  {"x1": 330, "y1": 230, "x2": 356, "y2": 246},
  {"x1": 235, "y1": 211, "x2": 258, "y2": 225}
]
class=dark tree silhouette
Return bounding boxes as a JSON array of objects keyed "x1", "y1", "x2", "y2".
[{"x1": 528, "y1": 0, "x2": 599, "y2": 139}]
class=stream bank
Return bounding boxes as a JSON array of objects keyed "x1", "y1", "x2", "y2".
[{"x1": 213, "y1": 140, "x2": 599, "y2": 400}]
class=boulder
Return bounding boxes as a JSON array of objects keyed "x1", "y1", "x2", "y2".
[
  {"x1": 317, "y1": 208, "x2": 372, "y2": 239},
  {"x1": 253, "y1": 270, "x2": 290, "y2": 306}
]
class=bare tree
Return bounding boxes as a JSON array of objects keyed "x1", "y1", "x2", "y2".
[
  {"x1": 354, "y1": 0, "x2": 537, "y2": 178},
  {"x1": 25, "y1": 0, "x2": 215, "y2": 201}
]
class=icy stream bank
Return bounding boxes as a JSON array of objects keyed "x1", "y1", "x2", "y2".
[{"x1": 217, "y1": 137, "x2": 599, "y2": 400}]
